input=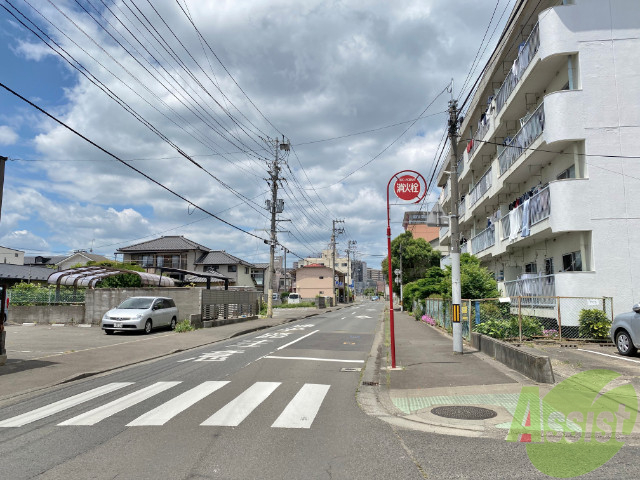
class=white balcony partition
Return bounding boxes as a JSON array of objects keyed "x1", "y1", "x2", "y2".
[{"x1": 498, "y1": 103, "x2": 545, "y2": 176}]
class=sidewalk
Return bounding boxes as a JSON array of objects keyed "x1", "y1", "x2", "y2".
[
  {"x1": 368, "y1": 309, "x2": 547, "y2": 439},
  {"x1": 0, "y1": 305, "x2": 344, "y2": 403}
]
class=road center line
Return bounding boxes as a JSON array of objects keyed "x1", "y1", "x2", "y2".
[
  {"x1": 265, "y1": 356, "x2": 364, "y2": 363},
  {"x1": 577, "y1": 349, "x2": 640, "y2": 363},
  {"x1": 276, "y1": 330, "x2": 319, "y2": 351}
]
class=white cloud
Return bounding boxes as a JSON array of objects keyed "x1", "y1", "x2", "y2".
[
  {"x1": 2, "y1": 0, "x2": 511, "y2": 263},
  {"x1": 0, "y1": 230, "x2": 49, "y2": 252},
  {"x1": 0, "y1": 126, "x2": 18, "y2": 145}
]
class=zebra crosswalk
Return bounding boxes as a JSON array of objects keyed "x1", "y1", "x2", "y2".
[{"x1": 0, "y1": 381, "x2": 330, "y2": 430}]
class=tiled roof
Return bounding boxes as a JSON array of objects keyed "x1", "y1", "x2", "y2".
[
  {"x1": 116, "y1": 236, "x2": 211, "y2": 253},
  {"x1": 24, "y1": 255, "x2": 66, "y2": 266},
  {"x1": 0, "y1": 264, "x2": 52, "y2": 281},
  {"x1": 253, "y1": 263, "x2": 269, "y2": 269},
  {"x1": 195, "y1": 251, "x2": 254, "y2": 267}
]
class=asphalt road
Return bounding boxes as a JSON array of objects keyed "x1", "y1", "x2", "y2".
[{"x1": 2, "y1": 301, "x2": 640, "y2": 479}]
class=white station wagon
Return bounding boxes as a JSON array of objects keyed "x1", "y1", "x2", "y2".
[{"x1": 101, "y1": 296, "x2": 178, "y2": 335}]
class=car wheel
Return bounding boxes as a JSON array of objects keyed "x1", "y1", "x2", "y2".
[
  {"x1": 169, "y1": 317, "x2": 177, "y2": 331},
  {"x1": 104, "y1": 329, "x2": 114, "y2": 335},
  {"x1": 616, "y1": 330, "x2": 637, "y2": 356},
  {"x1": 144, "y1": 320, "x2": 152, "y2": 334}
]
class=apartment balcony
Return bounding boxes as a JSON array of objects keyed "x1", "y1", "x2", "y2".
[
  {"x1": 470, "y1": 225, "x2": 496, "y2": 256},
  {"x1": 458, "y1": 198, "x2": 466, "y2": 219},
  {"x1": 460, "y1": 243, "x2": 468, "y2": 254},
  {"x1": 496, "y1": 23, "x2": 541, "y2": 114},
  {"x1": 469, "y1": 166, "x2": 493, "y2": 207},
  {"x1": 503, "y1": 274, "x2": 556, "y2": 301},
  {"x1": 498, "y1": 103, "x2": 545, "y2": 177},
  {"x1": 500, "y1": 185, "x2": 551, "y2": 242}
]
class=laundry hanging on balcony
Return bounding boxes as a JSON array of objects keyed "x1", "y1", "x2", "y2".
[{"x1": 521, "y1": 199, "x2": 531, "y2": 237}]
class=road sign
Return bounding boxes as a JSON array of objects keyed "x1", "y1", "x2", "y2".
[
  {"x1": 394, "y1": 269, "x2": 401, "y2": 275},
  {"x1": 394, "y1": 175, "x2": 421, "y2": 201}
]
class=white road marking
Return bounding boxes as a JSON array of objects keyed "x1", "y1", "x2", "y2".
[
  {"x1": 341, "y1": 317, "x2": 346, "y2": 320},
  {"x1": 577, "y1": 349, "x2": 640, "y2": 364},
  {"x1": 351, "y1": 311, "x2": 356, "y2": 315},
  {"x1": 127, "y1": 381, "x2": 229, "y2": 426},
  {"x1": 59, "y1": 382, "x2": 180, "y2": 426},
  {"x1": 356, "y1": 315, "x2": 372, "y2": 319},
  {"x1": 201, "y1": 382, "x2": 280, "y2": 426},
  {"x1": 177, "y1": 357, "x2": 196, "y2": 363},
  {"x1": 0, "y1": 383, "x2": 132, "y2": 428},
  {"x1": 265, "y1": 356, "x2": 364, "y2": 363},
  {"x1": 276, "y1": 330, "x2": 319, "y2": 350},
  {"x1": 272, "y1": 384, "x2": 330, "y2": 429}
]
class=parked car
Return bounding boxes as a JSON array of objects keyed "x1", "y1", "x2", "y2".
[
  {"x1": 288, "y1": 293, "x2": 301, "y2": 304},
  {"x1": 610, "y1": 303, "x2": 640, "y2": 356},
  {"x1": 371, "y1": 295, "x2": 379, "y2": 301},
  {"x1": 101, "y1": 296, "x2": 178, "y2": 335}
]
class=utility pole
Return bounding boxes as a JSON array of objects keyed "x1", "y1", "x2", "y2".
[
  {"x1": 0, "y1": 156, "x2": 7, "y2": 361},
  {"x1": 331, "y1": 219, "x2": 345, "y2": 305},
  {"x1": 448, "y1": 100, "x2": 463, "y2": 353},
  {"x1": 346, "y1": 240, "x2": 357, "y2": 302},
  {"x1": 265, "y1": 137, "x2": 290, "y2": 318},
  {"x1": 283, "y1": 247, "x2": 288, "y2": 292}
]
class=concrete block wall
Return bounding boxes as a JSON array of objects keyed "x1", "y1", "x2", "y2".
[
  {"x1": 85, "y1": 287, "x2": 201, "y2": 324},
  {"x1": 10, "y1": 305, "x2": 85, "y2": 324}
]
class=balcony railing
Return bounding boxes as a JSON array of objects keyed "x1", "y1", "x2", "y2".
[
  {"x1": 469, "y1": 166, "x2": 492, "y2": 206},
  {"x1": 458, "y1": 199, "x2": 466, "y2": 217},
  {"x1": 442, "y1": 181, "x2": 449, "y2": 200},
  {"x1": 457, "y1": 154, "x2": 464, "y2": 175},
  {"x1": 440, "y1": 225, "x2": 449, "y2": 237},
  {"x1": 498, "y1": 103, "x2": 545, "y2": 176},
  {"x1": 471, "y1": 225, "x2": 495, "y2": 254},
  {"x1": 501, "y1": 186, "x2": 551, "y2": 241},
  {"x1": 496, "y1": 23, "x2": 541, "y2": 113},
  {"x1": 469, "y1": 116, "x2": 491, "y2": 159},
  {"x1": 503, "y1": 274, "x2": 556, "y2": 305},
  {"x1": 460, "y1": 242, "x2": 468, "y2": 254}
]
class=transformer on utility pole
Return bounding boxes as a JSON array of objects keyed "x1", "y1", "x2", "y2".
[
  {"x1": 448, "y1": 99, "x2": 463, "y2": 354},
  {"x1": 265, "y1": 137, "x2": 290, "y2": 318},
  {"x1": 331, "y1": 219, "x2": 345, "y2": 305}
]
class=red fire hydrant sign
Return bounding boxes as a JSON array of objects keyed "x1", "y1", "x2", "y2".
[{"x1": 393, "y1": 175, "x2": 421, "y2": 201}]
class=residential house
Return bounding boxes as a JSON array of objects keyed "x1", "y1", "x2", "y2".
[
  {"x1": 0, "y1": 246, "x2": 24, "y2": 265},
  {"x1": 23, "y1": 251, "x2": 110, "y2": 271},
  {"x1": 194, "y1": 251, "x2": 263, "y2": 289},
  {"x1": 295, "y1": 264, "x2": 346, "y2": 302},
  {"x1": 437, "y1": 0, "x2": 640, "y2": 315},
  {"x1": 116, "y1": 236, "x2": 210, "y2": 280},
  {"x1": 298, "y1": 249, "x2": 352, "y2": 286}
]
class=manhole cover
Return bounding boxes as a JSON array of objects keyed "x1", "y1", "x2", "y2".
[
  {"x1": 431, "y1": 406, "x2": 497, "y2": 420},
  {"x1": 341, "y1": 367, "x2": 362, "y2": 372}
]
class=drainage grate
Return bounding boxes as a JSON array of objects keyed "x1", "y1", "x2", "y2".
[
  {"x1": 361, "y1": 381, "x2": 379, "y2": 386},
  {"x1": 341, "y1": 367, "x2": 362, "y2": 372},
  {"x1": 431, "y1": 405, "x2": 497, "y2": 420}
]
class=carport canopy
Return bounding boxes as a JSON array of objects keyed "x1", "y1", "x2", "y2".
[{"x1": 48, "y1": 266, "x2": 175, "y2": 289}]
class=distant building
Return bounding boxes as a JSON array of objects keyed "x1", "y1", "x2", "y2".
[{"x1": 0, "y1": 246, "x2": 24, "y2": 266}]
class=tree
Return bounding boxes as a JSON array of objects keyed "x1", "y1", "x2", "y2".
[
  {"x1": 381, "y1": 231, "x2": 441, "y2": 294},
  {"x1": 440, "y1": 253, "x2": 500, "y2": 299},
  {"x1": 403, "y1": 266, "x2": 445, "y2": 309}
]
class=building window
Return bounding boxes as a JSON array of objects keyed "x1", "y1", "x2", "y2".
[
  {"x1": 142, "y1": 255, "x2": 153, "y2": 267},
  {"x1": 544, "y1": 258, "x2": 554, "y2": 276},
  {"x1": 319, "y1": 276, "x2": 324, "y2": 279},
  {"x1": 228, "y1": 265, "x2": 237, "y2": 273},
  {"x1": 557, "y1": 165, "x2": 576, "y2": 180},
  {"x1": 209, "y1": 265, "x2": 219, "y2": 271},
  {"x1": 14, "y1": 253, "x2": 18, "y2": 257},
  {"x1": 319, "y1": 291, "x2": 324, "y2": 294},
  {"x1": 562, "y1": 251, "x2": 582, "y2": 272},
  {"x1": 525, "y1": 262, "x2": 537, "y2": 274},
  {"x1": 245, "y1": 267, "x2": 249, "y2": 274}
]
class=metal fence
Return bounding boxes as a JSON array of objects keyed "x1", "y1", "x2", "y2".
[
  {"x1": 418, "y1": 296, "x2": 613, "y2": 342},
  {"x1": 8, "y1": 288, "x2": 86, "y2": 305}
]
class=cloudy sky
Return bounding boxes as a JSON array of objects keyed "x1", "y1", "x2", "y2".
[{"x1": 0, "y1": 0, "x2": 515, "y2": 268}]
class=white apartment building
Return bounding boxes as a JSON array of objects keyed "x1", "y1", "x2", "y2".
[{"x1": 438, "y1": 0, "x2": 639, "y2": 316}]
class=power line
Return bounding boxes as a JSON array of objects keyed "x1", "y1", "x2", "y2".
[{"x1": 0, "y1": 81, "x2": 273, "y2": 244}]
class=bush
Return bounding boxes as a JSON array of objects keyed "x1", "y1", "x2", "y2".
[
  {"x1": 578, "y1": 309, "x2": 611, "y2": 339},
  {"x1": 174, "y1": 319, "x2": 194, "y2": 332},
  {"x1": 475, "y1": 315, "x2": 543, "y2": 340},
  {"x1": 274, "y1": 302, "x2": 315, "y2": 309}
]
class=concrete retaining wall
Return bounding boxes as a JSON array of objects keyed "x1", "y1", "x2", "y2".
[
  {"x1": 471, "y1": 332, "x2": 555, "y2": 384},
  {"x1": 10, "y1": 305, "x2": 85, "y2": 324}
]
